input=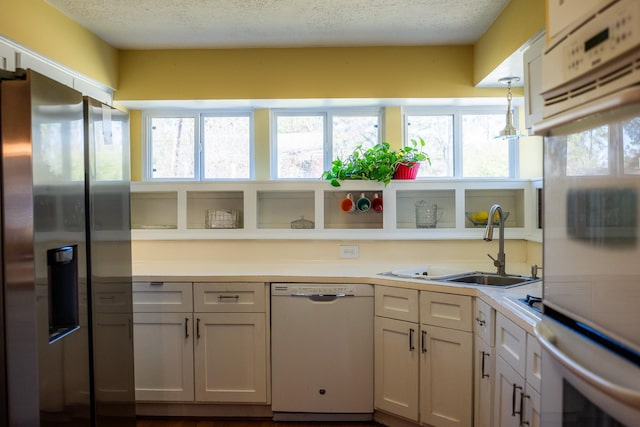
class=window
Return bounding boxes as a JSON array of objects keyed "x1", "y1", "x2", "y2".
[
  {"x1": 273, "y1": 109, "x2": 381, "y2": 179},
  {"x1": 406, "y1": 107, "x2": 518, "y2": 178},
  {"x1": 145, "y1": 112, "x2": 252, "y2": 180}
]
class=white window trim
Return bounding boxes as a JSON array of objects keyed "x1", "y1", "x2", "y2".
[
  {"x1": 403, "y1": 106, "x2": 520, "y2": 179},
  {"x1": 143, "y1": 110, "x2": 255, "y2": 181},
  {"x1": 270, "y1": 107, "x2": 384, "y2": 180}
]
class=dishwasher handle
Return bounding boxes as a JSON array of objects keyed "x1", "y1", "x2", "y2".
[{"x1": 291, "y1": 293, "x2": 351, "y2": 302}]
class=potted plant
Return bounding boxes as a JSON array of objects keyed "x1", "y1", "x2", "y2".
[
  {"x1": 321, "y1": 138, "x2": 430, "y2": 187},
  {"x1": 393, "y1": 137, "x2": 431, "y2": 180}
]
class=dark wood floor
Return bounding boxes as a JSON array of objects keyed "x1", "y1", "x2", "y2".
[{"x1": 136, "y1": 418, "x2": 380, "y2": 427}]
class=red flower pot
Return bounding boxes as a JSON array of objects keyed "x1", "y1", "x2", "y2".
[{"x1": 393, "y1": 162, "x2": 420, "y2": 180}]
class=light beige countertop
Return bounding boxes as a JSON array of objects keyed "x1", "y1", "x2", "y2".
[{"x1": 133, "y1": 260, "x2": 542, "y2": 333}]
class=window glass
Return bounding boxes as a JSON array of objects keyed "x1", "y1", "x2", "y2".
[
  {"x1": 623, "y1": 117, "x2": 640, "y2": 175},
  {"x1": 566, "y1": 125, "x2": 609, "y2": 176},
  {"x1": 203, "y1": 116, "x2": 251, "y2": 179},
  {"x1": 407, "y1": 115, "x2": 453, "y2": 177},
  {"x1": 332, "y1": 115, "x2": 379, "y2": 159},
  {"x1": 276, "y1": 115, "x2": 324, "y2": 179},
  {"x1": 150, "y1": 117, "x2": 195, "y2": 179},
  {"x1": 274, "y1": 110, "x2": 381, "y2": 179},
  {"x1": 462, "y1": 114, "x2": 509, "y2": 177}
]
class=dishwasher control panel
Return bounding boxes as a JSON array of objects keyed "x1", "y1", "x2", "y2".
[{"x1": 271, "y1": 283, "x2": 374, "y2": 297}]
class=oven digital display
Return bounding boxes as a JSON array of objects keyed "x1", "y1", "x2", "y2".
[{"x1": 585, "y1": 28, "x2": 610, "y2": 52}]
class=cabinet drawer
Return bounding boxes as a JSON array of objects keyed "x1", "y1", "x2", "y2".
[
  {"x1": 193, "y1": 282, "x2": 266, "y2": 312},
  {"x1": 496, "y1": 312, "x2": 527, "y2": 376},
  {"x1": 375, "y1": 286, "x2": 419, "y2": 323},
  {"x1": 132, "y1": 282, "x2": 193, "y2": 312},
  {"x1": 474, "y1": 298, "x2": 496, "y2": 346},
  {"x1": 420, "y1": 291, "x2": 472, "y2": 332},
  {"x1": 93, "y1": 282, "x2": 133, "y2": 314},
  {"x1": 526, "y1": 333, "x2": 542, "y2": 393}
]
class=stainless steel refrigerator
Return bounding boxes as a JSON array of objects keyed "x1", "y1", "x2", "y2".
[
  {"x1": 83, "y1": 97, "x2": 135, "y2": 427},
  {"x1": 0, "y1": 69, "x2": 135, "y2": 426}
]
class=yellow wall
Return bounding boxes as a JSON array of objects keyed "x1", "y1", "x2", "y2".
[
  {"x1": 473, "y1": 0, "x2": 546, "y2": 85},
  {"x1": 116, "y1": 46, "x2": 506, "y2": 102},
  {"x1": 0, "y1": 0, "x2": 119, "y2": 88}
]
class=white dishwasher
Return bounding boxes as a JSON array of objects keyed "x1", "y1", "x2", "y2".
[{"x1": 271, "y1": 283, "x2": 374, "y2": 421}]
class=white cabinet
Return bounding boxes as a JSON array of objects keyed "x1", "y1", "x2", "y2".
[
  {"x1": 132, "y1": 281, "x2": 269, "y2": 404},
  {"x1": 493, "y1": 312, "x2": 542, "y2": 427},
  {"x1": 375, "y1": 316, "x2": 420, "y2": 421},
  {"x1": 0, "y1": 40, "x2": 16, "y2": 71},
  {"x1": 374, "y1": 286, "x2": 473, "y2": 426},
  {"x1": 494, "y1": 356, "x2": 524, "y2": 427},
  {"x1": 92, "y1": 313, "x2": 136, "y2": 403},
  {"x1": 133, "y1": 312, "x2": 194, "y2": 401},
  {"x1": 374, "y1": 286, "x2": 420, "y2": 421},
  {"x1": 419, "y1": 292, "x2": 472, "y2": 427},
  {"x1": 193, "y1": 282, "x2": 268, "y2": 403},
  {"x1": 523, "y1": 33, "x2": 545, "y2": 133},
  {"x1": 132, "y1": 281, "x2": 194, "y2": 401},
  {"x1": 474, "y1": 298, "x2": 496, "y2": 427}
]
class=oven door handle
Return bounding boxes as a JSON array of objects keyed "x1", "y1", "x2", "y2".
[{"x1": 535, "y1": 322, "x2": 640, "y2": 409}]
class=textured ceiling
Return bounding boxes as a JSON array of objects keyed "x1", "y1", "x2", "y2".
[{"x1": 45, "y1": 0, "x2": 510, "y2": 49}]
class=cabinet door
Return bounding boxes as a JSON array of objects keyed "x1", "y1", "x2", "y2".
[
  {"x1": 474, "y1": 335, "x2": 495, "y2": 427},
  {"x1": 496, "y1": 313, "x2": 527, "y2": 375},
  {"x1": 419, "y1": 325, "x2": 472, "y2": 427},
  {"x1": 494, "y1": 356, "x2": 525, "y2": 427},
  {"x1": 133, "y1": 313, "x2": 194, "y2": 401},
  {"x1": 523, "y1": 34, "x2": 545, "y2": 132},
  {"x1": 374, "y1": 316, "x2": 419, "y2": 421},
  {"x1": 194, "y1": 312, "x2": 267, "y2": 403},
  {"x1": 524, "y1": 384, "x2": 541, "y2": 427},
  {"x1": 93, "y1": 313, "x2": 135, "y2": 404}
]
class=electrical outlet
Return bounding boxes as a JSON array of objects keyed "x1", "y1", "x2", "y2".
[{"x1": 339, "y1": 244, "x2": 359, "y2": 259}]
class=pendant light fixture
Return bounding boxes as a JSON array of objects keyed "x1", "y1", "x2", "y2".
[{"x1": 496, "y1": 76, "x2": 521, "y2": 140}]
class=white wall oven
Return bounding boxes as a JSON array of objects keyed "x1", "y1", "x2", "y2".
[{"x1": 536, "y1": 0, "x2": 640, "y2": 425}]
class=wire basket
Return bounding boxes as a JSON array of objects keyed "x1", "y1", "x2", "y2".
[{"x1": 206, "y1": 209, "x2": 241, "y2": 229}]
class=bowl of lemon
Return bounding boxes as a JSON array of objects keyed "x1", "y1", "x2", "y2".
[{"x1": 465, "y1": 211, "x2": 510, "y2": 227}]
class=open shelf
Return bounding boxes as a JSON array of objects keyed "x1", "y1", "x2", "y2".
[{"x1": 130, "y1": 179, "x2": 542, "y2": 240}]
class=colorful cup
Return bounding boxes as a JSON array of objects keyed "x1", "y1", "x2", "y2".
[
  {"x1": 340, "y1": 193, "x2": 355, "y2": 212},
  {"x1": 371, "y1": 193, "x2": 383, "y2": 212},
  {"x1": 356, "y1": 193, "x2": 371, "y2": 212}
]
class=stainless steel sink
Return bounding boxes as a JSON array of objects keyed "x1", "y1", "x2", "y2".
[{"x1": 439, "y1": 271, "x2": 541, "y2": 288}]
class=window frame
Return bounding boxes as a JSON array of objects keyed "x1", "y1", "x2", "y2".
[
  {"x1": 403, "y1": 106, "x2": 520, "y2": 179},
  {"x1": 270, "y1": 107, "x2": 384, "y2": 180},
  {"x1": 143, "y1": 110, "x2": 255, "y2": 181}
]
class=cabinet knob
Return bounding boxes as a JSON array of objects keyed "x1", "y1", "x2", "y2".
[{"x1": 476, "y1": 317, "x2": 486, "y2": 327}]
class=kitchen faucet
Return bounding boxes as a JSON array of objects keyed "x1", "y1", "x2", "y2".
[{"x1": 484, "y1": 204, "x2": 506, "y2": 275}]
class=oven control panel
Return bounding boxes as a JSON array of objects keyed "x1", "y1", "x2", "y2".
[{"x1": 563, "y1": 0, "x2": 640, "y2": 82}]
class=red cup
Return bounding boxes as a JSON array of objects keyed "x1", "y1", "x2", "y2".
[{"x1": 371, "y1": 193, "x2": 383, "y2": 212}]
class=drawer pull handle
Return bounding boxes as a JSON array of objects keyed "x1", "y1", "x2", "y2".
[
  {"x1": 421, "y1": 330, "x2": 427, "y2": 353},
  {"x1": 196, "y1": 318, "x2": 201, "y2": 339},
  {"x1": 150, "y1": 282, "x2": 164, "y2": 286},
  {"x1": 512, "y1": 384, "x2": 523, "y2": 417},
  {"x1": 409, "y1": 328, "x2": 415, "y2": 351},
  {"x1": 218, "y1": 295, "x2": 240, "y2": 301},
  {"x1": 476, "y1": 317, "x2": 486, "y2": 327},
  {"x1": 185, "y1": 317, "x2": 189, "y2": 338},
  {"x1": 481, "y1": 351, "x2": 490, "y2": 378}
]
